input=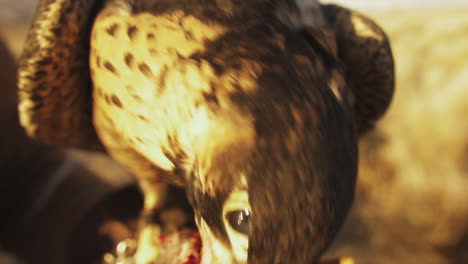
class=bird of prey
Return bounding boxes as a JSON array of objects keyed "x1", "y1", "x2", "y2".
[{"x1": 18, "y1": 0, "x2": 394, "y2": 263}]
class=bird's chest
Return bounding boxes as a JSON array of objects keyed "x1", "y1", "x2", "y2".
[{"x1": 89, "y1": 11, "x2": 228, "y2": 172}]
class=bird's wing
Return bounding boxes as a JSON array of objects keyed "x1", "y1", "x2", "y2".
[
  {"x1": 18, "y1": 0, "x2": 103, "y2": 150},
  {"x1": 302, "y1": 4, "x2": 395, "y2": 135}
]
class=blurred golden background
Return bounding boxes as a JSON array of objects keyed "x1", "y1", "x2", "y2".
[
  {"x1": 324, "y1": 6, "x2": 468, "y2": 264},
  {"x1": 0, "y1": 1, "x2": 467, "y2": 263}
]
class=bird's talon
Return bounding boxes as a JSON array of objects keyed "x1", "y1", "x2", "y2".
[
  {"x1": 102, "y1": 238, "x2": 138, "y2": 264},
  {"x1": 116, "y1": 238, "x2": 137, "y2": 258},
  {"x1": 102, "y1": 252, "x2": 116, "y2": 264}
]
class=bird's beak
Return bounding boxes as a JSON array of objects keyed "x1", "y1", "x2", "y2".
[{"x1": 197, "y1": 217, "x2": 238, "y2": 264}]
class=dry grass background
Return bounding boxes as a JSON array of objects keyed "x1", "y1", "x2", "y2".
[{"x1": 1, "y1": 2, "x2": 467, "y2": 264}]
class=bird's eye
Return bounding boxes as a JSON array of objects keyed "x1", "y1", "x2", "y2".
[{"x1": 226, "y1": 209, "x2": 250, "y2": 235}]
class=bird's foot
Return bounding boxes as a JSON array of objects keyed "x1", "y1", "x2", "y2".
[
  {"x1": 101, "y1": 185, "x2": 195, "y2": 264},
  {"x1": 134, "y1": 223, "x2": 162, "y2": 264},
  {"x1": 101, "y1": 222, "x2": 162, "y2": 264},
  {"x1": 102, "y1": 227, "x2": 201, "y2": 264},
  {"x1": 102, "y1": 238, "x2": 137, "y2": 264}
]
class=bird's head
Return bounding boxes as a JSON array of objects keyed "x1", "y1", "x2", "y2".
[
  {"x1": 177, "y1": 22, "x2": 359, "y2": 263},
  {"x1": 186, "y1": 111, "x2": 358, "y2": 264}
]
